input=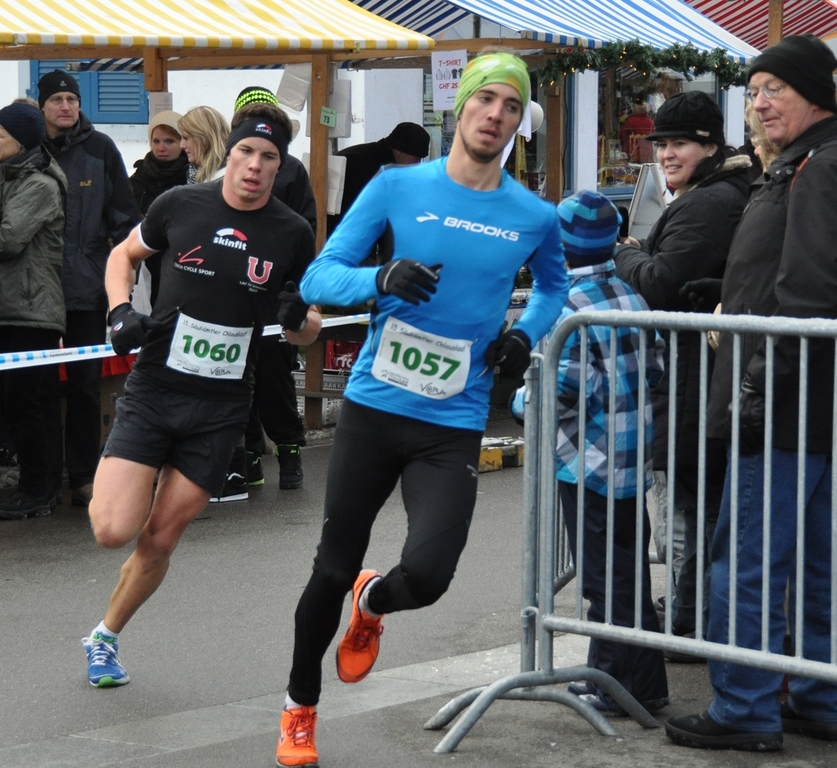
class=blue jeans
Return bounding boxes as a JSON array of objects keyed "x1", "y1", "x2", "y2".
[{"x1": 707, "y1": 448, "x2": 837, "y2": 731}]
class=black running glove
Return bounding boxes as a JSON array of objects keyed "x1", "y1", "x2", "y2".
[
  {"x1": 108, "y1": 302, "x2": 163, "y2": 356},
  {"x1": 376, "y1": 259, "x2": 441, "y2": 305},
  {"x1": 277, "y1": 281, "x2": 310, "y2": 333},
  {"x1": 736, "y1": 375, "x2": 766, "y2": 455},
  {"x1": 485, "y1": 329, "x2": 532, "y2": 379},
  {"x1": 679, "y1": 278, "x2": 723, "y2": 312}
]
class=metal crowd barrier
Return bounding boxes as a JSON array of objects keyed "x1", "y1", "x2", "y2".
[{"x1": 426, "y1": 309, "x2": 837, "y2": 753}]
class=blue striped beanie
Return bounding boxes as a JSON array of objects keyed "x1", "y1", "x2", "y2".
[{"x1": 557, "y1": 191, "x2": 621, "y2": 266}]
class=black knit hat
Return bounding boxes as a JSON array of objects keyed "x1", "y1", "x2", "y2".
[
  {"x1": 0, "y1": 102, "x2": 46, "y2": 151},
  {"x1": 37, "y1": 70, "x2": 81, "y2": 108},
  {"x1": 646, "y1": 91, "x2": 726, "y2": 146},
  {"x1": 748, "y1": 34, "x2": 837, "y2": 113},
  {"x1": 386, "y1": 122, "x2": 430, "y2": 158}
]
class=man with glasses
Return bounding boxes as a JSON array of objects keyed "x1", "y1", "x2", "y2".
[
  {"x1": 668, "y1": 34, "x2": 837, "y2": 751},
  {"x1": 38, "y1": 71, "x2": 140, "y2": 510}
]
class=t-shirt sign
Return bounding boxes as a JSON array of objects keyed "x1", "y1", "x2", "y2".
[{"x1": 432, "y1": 50, "x2": 467, "y2": 112}]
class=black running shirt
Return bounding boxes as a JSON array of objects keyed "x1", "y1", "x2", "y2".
[{"x1": 131, "y1": 180, "x2": 314, "y2": 399}]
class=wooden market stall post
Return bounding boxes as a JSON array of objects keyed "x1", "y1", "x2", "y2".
[{"x1": 768, "y1": 0, "x2": 784, "y2": 45}]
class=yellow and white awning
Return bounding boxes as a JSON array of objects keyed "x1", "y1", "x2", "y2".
[{"x1": 0, "y1": 0, "x2": 433, "y2": 51}]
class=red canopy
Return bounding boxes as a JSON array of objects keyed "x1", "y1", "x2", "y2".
[{"x1": 687, "y1": 1, "x2": 837, "y2": 51}]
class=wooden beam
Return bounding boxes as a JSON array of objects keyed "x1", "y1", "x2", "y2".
[
  {"x1": 347, "y1": 53, "x2": 557, "y2": 72},
  {"x1": 161, "y1": 48, "x2": 315, "y2": 62},
  {"x1": 303, "y1": 338, "x2": 326, "y2": 430},
  {"x1": 167, "y1": 53, "x2": 314, "y2": 70},
  {"x1": 309, "y1": 53, "x2": 331, "y2": 254},
  {"x1": 332, "y1": 37, "x2": 561, "y2": 62},
  {"x1": 768, "y1": 0, "x2": 784, "y2": 47},
  {"x1": 603, "y1": 69, "x2": 616, "y2": 140},
  {"x1": 0, "y1": 38, "x2": 553, "y2": 66},
  {"x1": 0, "y1": 45, "x2": 137, "y2": 60},
  {"x1": 143, "y1": 46, "x2": 167, "y2": 92},
  {"x1": 434, "y1": 37, "x2": 561, "y2": 52}
]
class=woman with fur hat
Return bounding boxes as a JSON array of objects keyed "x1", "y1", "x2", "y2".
[
  {"x1": 0, "y1": 102, "x2": 68, "y2": 520},
  {"x1": 129, "y1": 110, "x2": 189, "y2": 216},
  {"x1": 614, "y1": 90, "x2": 752, "y2": 651}
]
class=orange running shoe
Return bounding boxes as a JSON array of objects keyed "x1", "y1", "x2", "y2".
[
  {"x1": 336, "y1": 569, "x2": 384, "y2": 683},
  {"x1": 276, "y1": 705, "x2": 318, "y2": 767}
]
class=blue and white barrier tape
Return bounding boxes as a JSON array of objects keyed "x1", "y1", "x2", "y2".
[{"x1": 0, "y1": 313, "x2": 370, "y2": 372}]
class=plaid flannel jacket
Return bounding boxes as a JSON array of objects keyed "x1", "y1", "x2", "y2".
[{"x1": 554, "y1": 260, "x2": 664, "y2": 499}]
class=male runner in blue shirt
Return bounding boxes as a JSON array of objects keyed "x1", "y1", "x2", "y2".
[{"x1": 276, "y1": 50, "x2": 569, "y2": 768}]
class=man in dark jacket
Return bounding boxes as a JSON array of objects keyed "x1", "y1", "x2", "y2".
[
  {"x1": 38, "y1": 70, "x2": 141, "y2": 508},
  {"x1": 211, "y1": 86, "x2": 319, "y2": 498},
  {"x1": 326, "y1": 121, "x2": 430, "y2": 235},
  {"x1": 666, "y1": 34, "x2": 837, "y2": 751}
]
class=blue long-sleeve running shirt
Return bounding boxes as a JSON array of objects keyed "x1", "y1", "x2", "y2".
[{"x1": 301, "y1": 157, "x2": 568, "y2": 431}]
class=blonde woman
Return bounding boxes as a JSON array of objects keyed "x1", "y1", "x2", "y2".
[
  {"x1": 745, "y1": 101, "x2": 781, "y2": 173},
  {"x1": 178, "y1": 106, "x2": 229, "y2": 183}
]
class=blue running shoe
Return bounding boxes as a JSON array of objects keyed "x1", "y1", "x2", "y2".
[{"x1": 82, "y1": 632, "x2": 130, "y2": 687}]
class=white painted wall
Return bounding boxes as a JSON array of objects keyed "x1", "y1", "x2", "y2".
[
  {"x1": 0, "y1": 62, "x2": 25, "y2": 106},
  {"x1": 570, "y1": 69, "x2": 600, "y2": 193},
  {"x1": 336, "y1": 68, "x2": 425, "y2": 150},
  {"x1": 724, "y1": 85, "x2": 746, "y2": 149}
]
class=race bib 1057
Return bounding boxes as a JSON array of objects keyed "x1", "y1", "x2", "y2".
[{"x1": 371, "y1": 318, "x2": 471, "y2": 399}]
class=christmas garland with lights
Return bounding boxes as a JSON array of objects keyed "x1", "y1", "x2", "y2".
[{"x1": 539, "y1": 40, "x2": 748, "y2": 89}]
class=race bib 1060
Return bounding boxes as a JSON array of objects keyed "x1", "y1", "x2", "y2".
[
  {"x1": 371, "y1": 318, "x2": 471, "y2": 399},
  {"x1": 166, "y1": 312, "x2": 253, "y2": 380}
]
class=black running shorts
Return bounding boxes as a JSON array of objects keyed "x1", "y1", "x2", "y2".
[{"x1": 102, "y1": 374, "x2": 250, "y2": 495}]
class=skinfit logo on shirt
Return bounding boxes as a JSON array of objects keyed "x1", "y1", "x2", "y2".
[
  {"x1": 415, "y1": 211, "x2": 519, "y2": 241},
  {"x1": 213, "y1": 228, "x2": 248, "y2": 250}
]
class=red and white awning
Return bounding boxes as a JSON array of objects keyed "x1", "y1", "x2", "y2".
[{"x1": 687, "y1": 1, "x2": 837, "y2": 51}]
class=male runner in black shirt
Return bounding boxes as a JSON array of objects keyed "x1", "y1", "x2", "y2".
[{"x1": 80, "y1": 104, "x2": 321, "y2": 687}]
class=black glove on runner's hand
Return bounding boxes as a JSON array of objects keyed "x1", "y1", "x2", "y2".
[
  {"x1": 376, "y1": 260, "x2": 442, "y2": 305},
  {"x1": 108, "y1": 302, "x2": 163, "y2": 356},
  {"x1": 736, "y1": 375, "x2": 766, "y2": 455},
  {"x1": 277, "y1": 281, "x2": 310, "y2": 333},
  {"x1": 679, "y1": 278, "x2": 723, "y2": 312},
  {"x1": 485, "y1": 329, "x2": 532, "y2": 379}
]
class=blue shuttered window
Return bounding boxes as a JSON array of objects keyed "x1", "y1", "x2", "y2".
[{"x1": 29, "y1": 61, "x2": 148, "y2": 124}]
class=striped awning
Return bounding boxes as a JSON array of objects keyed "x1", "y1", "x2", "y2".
[
  {"x1": 687, "y1": 1, "x2": 837, "y2": 51},
  {"x1": 350, "y1": 0, "x2": 471, "y2": 37},
  {"x1": 0, "y1": 0, "x2": 433, "y2": 51},
  {"x1": 353, "y1": 0, "x2": 758, "y2": 61}
]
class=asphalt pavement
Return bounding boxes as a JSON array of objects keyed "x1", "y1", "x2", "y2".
[{"x1": 1, "y1": 412, "x2": 834, "y2": 768}]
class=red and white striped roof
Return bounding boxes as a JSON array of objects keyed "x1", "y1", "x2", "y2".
[{"x1": 686, "y1": 1, "x2": 837, "y2": 51}]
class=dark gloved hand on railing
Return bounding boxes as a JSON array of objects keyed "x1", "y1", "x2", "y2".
[
  {"x1": 679, "y1": 277, "x2": 723, "y2": 312},
  {"x1": 736, "y1": 375, "x2": 766, "y2": 455}
]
